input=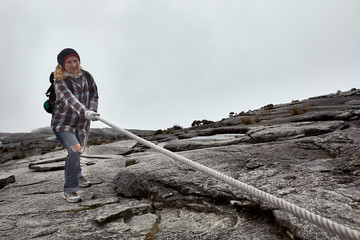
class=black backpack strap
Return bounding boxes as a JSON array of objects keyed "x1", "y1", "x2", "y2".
[
  {"x1": 45, "y1": 85, "x2": 52, "y2": 96},
  {"x1": 58, "y1": 70, "x2": 92, "y2": 99},
  {"x1": 49, "y1": 72, "x2": 54, "y2": 83},
  {"x1": 82, "y1": 70, "x2": 92, "y2": 84}
]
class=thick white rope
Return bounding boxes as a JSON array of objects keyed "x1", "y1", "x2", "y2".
[{"x1": 96, "y1": 116, "x2": 360, "y2": 240}]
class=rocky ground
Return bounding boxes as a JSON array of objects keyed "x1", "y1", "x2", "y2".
[{"x1": 1, "y1": 89, "x2": 360, "y2": 240}]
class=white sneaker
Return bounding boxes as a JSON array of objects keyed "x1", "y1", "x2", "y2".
[
  {"x1": 79, "y1": 176, "x2": 91, "y2": 188},
  {"x1": 62, "y1": 192, "x2": 82, "y2": 203}
]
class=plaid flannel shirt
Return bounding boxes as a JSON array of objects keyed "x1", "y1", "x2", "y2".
[{"x1": 51, "y1": 70, "x2": 99, "y2": 142}]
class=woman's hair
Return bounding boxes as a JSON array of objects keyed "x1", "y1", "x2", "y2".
[
  {"x1": 54, "y1": 64, "x2": 66, "y2": 80},
  {"x1": 54, "y1": 64, "x2": 82, "y2": 81}
]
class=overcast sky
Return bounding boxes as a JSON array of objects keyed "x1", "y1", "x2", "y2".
[{"x1": 0, "y1": 0, "x2": 359, "y2": 133}]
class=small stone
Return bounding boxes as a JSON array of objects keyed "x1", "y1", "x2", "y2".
[
  {"x1": 246, "y1": 161, "x2": 263, "y2": 170},
  {"x1": 162, "y1": 192, "x2": 173, "y2": 199},
  {"x1": 125, "y1": 159, "x2": 137, "y2": 167}
]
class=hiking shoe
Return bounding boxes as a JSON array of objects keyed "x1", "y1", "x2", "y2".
[
  {"x1": 62, "y1": 192, "x2": 82, "y2": 203},
  {"x1": 79, "y1": 176, "x2": 91, "y2": 188}
]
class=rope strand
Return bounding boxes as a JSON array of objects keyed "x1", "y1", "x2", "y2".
[{"x1": 96, "y1": 116, "x2": 360, "y2": 240}]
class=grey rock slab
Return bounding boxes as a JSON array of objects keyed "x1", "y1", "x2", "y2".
[
  {"x1": 0, "y1": 174, "x2": 15, "y2": 189},
  {"x1": 102, "y1": 218, "x2": 130, "y2": 235},
  {"x1": 0, "y1": 148, "x2": 158, "y2": 240},
  {"x1": 27, "y1": 150, "x2": 120, "y2": 172},
  {"x1": 28, "y1": 155, "x2": 66, "y2": 171},
  {"x1": 246, "y1": 121, "x2": 348, "y2": 143},
  {"x1": 346, "y1": 99, "x2": 360, "y2": 105},
  {"x1": 195, "y1": 126, "x2": 250, "y2": 136},
  {"x1": 28, "y1": 156, "x2": 66, "y2": 165},
  {"x1": 273, "y1": 210, "x2": 339, "y2": 240},
  {"x1": 113, "y1": 128, "x2": 360, "y2": 239},
  {"x1": 84, "y1": 140, "x2": 138, "y2": 155},
  {"x1": 28, "y1": 161, "x2": 65, "y2": 171},
  {"x1": 291, "y1": 111, "x2": 355, "y2": 122},
  {"x1": 164, "y1": 135, "x2": 252, "y2": 152},
  {"x1": 156, "y1": 207, "x2": 289, "y2": 240},
  {"x1": 93, "y1": 199, "x2": 153, "y2": 225},
  {"x1": 126, "y1": 212, "x2": 158, "y2": 233}
]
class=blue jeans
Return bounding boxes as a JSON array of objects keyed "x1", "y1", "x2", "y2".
[{"x1": 54, "y1": 131, "x2": 83, "y2": 193}]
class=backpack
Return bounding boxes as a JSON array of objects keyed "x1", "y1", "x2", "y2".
[{"x1": 43, "y1": 72, "x2": 55, "y2": 114}]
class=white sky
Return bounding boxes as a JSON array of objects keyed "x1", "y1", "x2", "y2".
[{"x1": 0, "y1": 0, "x2": 359, "y2": 133}]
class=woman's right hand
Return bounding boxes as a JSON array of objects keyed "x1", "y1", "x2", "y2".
[{"x1": 85, "y1": 110, "x2": 100, "y2": 121}]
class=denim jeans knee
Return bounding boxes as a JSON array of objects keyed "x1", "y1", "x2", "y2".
[
  {"x1": 54, "y1": 131, "x2": 83, "y2": 193},
  {"x1": 54, "y1": 131, "x2": 81, "y2": 152}
]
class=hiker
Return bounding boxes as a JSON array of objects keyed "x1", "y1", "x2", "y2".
[{"x1": 51, "y1": 48, "x2": 99, "y2": 203}]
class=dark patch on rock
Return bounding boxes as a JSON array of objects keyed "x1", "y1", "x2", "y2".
[{"x1": 0, "y1": 174, "x2": 15, "y2": 189}]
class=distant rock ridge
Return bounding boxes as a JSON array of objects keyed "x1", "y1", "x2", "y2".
[{"x1": 0, "y1": 89, "x2": 360, "y2": 239}]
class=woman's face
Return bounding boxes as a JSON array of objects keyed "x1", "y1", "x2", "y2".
[{"x1": 64, "y1": 56, "x2": 80, "y2": 75}]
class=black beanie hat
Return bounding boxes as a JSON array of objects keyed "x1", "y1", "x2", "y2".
[{"x1": 57, "y1": 48, "x2": 80, "y2": 68}]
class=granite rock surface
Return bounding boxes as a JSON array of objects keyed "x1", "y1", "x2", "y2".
[{"x1": 1, "y1": 89, "x2": 360, "y2": 239}]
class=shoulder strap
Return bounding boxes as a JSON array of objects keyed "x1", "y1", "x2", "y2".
[
  {"x1": 60, "y1": 70, "x2": 92, "y2": 95},
  {"x1": 82, "y1": 70, "x2": 92, "y2": 84}
]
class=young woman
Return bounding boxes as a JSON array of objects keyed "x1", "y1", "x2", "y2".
[{"x1": 52, "y1": 48, "x2": 99, "y2": 203}]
